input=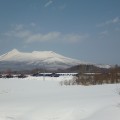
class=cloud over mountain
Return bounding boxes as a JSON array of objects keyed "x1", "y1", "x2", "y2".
[{"x1": 4, "y1": 25, "x2": 88, "y2": 43}]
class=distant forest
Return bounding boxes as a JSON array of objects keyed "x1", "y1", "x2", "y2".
[
  {"x1": 60, "y1": 64, "x2": 120, "y2": 85},
  {"x1": 0, "y1": 64, "x2": 110, "y2": 74},
  {"x1": 0, "y1": 64, "x2": 120, "y2": 85}
]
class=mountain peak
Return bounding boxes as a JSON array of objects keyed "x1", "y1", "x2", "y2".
[
  {"x1": 0, "y1": 49, "x2": 20, "y2": 61},
  {"x1": 0, "y1": 49, "x2": 111, "y2": 71},
  {"x1": 31, "y1": 50, "x2": 61, "y2": 57},
  {"x1": 0, "y1": 49, "x2": 83, "y2": 70},
  {"x1": 32, "y1": 50, "x2": 54, "y2": 53},
  {"x1": 9, "y1": 49, "x2": 20, "y2": 54}
]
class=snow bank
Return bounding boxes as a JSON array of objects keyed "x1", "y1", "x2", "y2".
[{"x1": 0, "y1": 77, "x2": 120, "y2": 120}]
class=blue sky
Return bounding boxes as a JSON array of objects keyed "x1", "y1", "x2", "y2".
[{"x1": 0, "y1": 0, "x2": 120, "y2": 65}]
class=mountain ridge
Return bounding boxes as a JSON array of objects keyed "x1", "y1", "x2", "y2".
[{"x1": 0, "y1": 49, "x2": 111, "y2": 71}]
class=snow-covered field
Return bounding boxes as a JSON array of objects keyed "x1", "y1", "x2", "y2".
[{"x1": 0, "y1": 76, "x2": 120, "y2": 120}]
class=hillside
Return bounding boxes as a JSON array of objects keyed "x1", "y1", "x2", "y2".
[{"x1": 0, "y1": 49, "x2": 110, "y2": 71}]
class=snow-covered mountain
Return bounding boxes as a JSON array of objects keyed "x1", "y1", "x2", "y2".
[
  {"x1": 0, "y1": 49, "x2": 110, "y2": 71},
  {"x1": 0, "y1": 49, "x2": 86, "y2": 71}
]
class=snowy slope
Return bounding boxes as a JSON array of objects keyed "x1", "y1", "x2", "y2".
[
  {"x1": 0, "y1": 49, "x2": 79, "y2": 62},
  {"x1": 0, "y1": 49, "x2": 87, "y2": 70},
  {"x1": 0, "y1": 77, "x2": 120, "y2": 120},
  {"x1": 0, "y1": 49, "x2": 111, "y2": 70}
]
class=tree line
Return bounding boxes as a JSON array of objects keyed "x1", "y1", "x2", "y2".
[{"x1": 60, "y1": 65, "x2": 120, "y2": 86}]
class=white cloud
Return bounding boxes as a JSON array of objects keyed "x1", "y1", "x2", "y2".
[
  {"x1": 14, "y1": 24, "x2": 24, "y2": 31},
  {"x1": 112, "y1": 17, "x2": 119, "y2": 23},
  {"x1": 4, "y1": 25, "x2": 87, "y2": 43},
  {"x1": 62, "y1": 33, "x2": 87, "y2": 43},
  {"x1": 97, "y1": 17, "x2": 120, "y2": 27},
  {"x1": 30, "y1": 22, "x2": 36, "y2": 27},
  {"x1": 4, "y1": 29, "x2": 31, "y2": 38},
  {"x1": 27, "y1": 32, "x2": 61, "y2": 42},
  {"x1": 59, "y1": 4, "x2": 66, "y2": 10},
  {"x1": 15, "y1": 30, "x2": 32, "y2": 38},
  {"x1": 44, "y1": 0, "x2": 53, "y2": 7},
  {"x1": 4, "y1": 28, "x2": 61, "y2": 43},
  {"x1": 27, "y1": 32, "x2": 88, "y2": 43},
  {"x1": 99, "y1": 31, "x2": 108, "y2": 35},
  {"x1": 98, "y1": 31, "x2": 109, "y2": 38}
]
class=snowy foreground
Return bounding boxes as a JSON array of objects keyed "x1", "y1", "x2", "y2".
[{"x1": 0, "y1": 76, "x2": 120, "y2": 120}]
